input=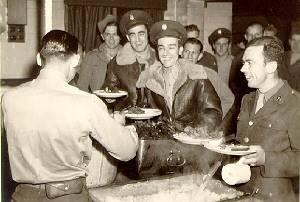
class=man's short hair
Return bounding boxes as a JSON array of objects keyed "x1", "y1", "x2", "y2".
[
  {"x1": 39, "y1": 30, "x2": 80, "y2": 62},
  {"x1": 184, "y1": 24, "x2": 200, "y2": 33},
  {"x1": 184, "y1": 38, "x2": 203, "y2": 52},
  {"x1": 246, "y1": 36, "x2": 284, "y2": 65},
  {"x1": 246, "y1": 21, "x2": 264, "y2": 32},
  {"x1": 264, "y1": 24, "x2": 278, "y2": 36}
]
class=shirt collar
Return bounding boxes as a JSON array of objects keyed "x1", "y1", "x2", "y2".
[
  {"x1": 258, "y1": 79, "x2": 284, "y2": 102},
  {"x1": 37, "y1": 68, "x2": 68, "y2": 86}
]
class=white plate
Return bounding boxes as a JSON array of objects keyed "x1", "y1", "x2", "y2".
[
  {"x1": 93, "y1": 90, "x2": 128, "y2": 98},
  {"x1": 173, "y1": 133, "x2": 223, "y2": 146},
  {"x1": 124, "y1": 108, "x2": 162, "y2": 120},
  {"x1": 204, "y1": 143, "x2": 256, "y2": 156}
]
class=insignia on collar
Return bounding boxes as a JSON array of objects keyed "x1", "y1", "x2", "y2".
[
  {"x1": 130, "y1": 14, "x2": 134, "y2": 20},
  {"x1": 162, "y1": 24, "x2": 167, "y2": 30}
]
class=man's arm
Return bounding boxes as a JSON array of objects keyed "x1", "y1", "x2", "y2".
[
  {"x1": 261, "y1": 107, "x2": 300, "y2": 178},
  {"x1": 88, "y1": 96, "x2": 139, "y2": 161},
  {"x1": 196, "y1": 79, "x2": 223, "y2": 131}
]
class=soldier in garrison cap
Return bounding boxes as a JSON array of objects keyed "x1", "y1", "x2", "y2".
[
  {"x1": 77, "y1": 14, "x2": 122, "y2": 93},
  {"x1": 142, "y1": 20, "x2": 223, "y2": 174},
  {"x1": 208, "y1": 28, "x2": 233, "y2": 87},
  {"x1": 103, "y1": 10, "x2": 158, "y2": 110}
]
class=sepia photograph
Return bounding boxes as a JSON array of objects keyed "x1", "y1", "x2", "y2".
[{"x1": 1, "y1": 0, "x2": 299, "y2": 201}]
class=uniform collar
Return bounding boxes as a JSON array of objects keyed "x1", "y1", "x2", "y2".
[
  {"x1": 116, "y1": 42, "x2": 156, "y2": 66},
  {"x1": 98, "y1": 43, "x2": 122, "y2": 61},
  {"x1": 250, "y1": 80, "x2": 294, "y2": 118},
  {"x1": 260, "y1": 79, "x2": 284, "y2": 103},
  {"x1": 144, "y1": 59, "x2": 207, "y2": 97}
]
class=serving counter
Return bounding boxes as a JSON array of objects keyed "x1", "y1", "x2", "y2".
[{"x1": 89, "y1": 172, "x2": 262, "y2": 202}]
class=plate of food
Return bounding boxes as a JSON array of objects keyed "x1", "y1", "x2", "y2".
[
  {"x1": 124, "y1": 107, "x2": 162, "y2": 120},
  {"x1": 173, "y1": 126, "x2": 224, "y2": 146},
  {"x1": 93, "y1": 87, "x2": 128, "y2": 98},
  {"x1": 204, "y1": 143, "x2": 256, "y2": 156}
]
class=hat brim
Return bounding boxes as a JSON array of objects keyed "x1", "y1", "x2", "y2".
[{"x1": 97, "y1": 15, "x2": 117, "y2": 33}]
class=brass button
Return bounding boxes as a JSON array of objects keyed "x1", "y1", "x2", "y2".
[
  {"x1": 249, "y1": 121, "x2": 254, "y2": 126},
  {"x1": 268, "y1": 123, "x2": 272, "y2": 128},
  {"x1": 244, "y1": 137, "x2": 249, "y2": 143}
]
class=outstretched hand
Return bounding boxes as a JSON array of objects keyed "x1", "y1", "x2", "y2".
[{"x1": 239, "y1": 145, "x2": 265, "y2": 166}]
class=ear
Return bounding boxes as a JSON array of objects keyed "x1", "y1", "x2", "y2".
[
  {"x1": 70, "y1": 54, "x2": 80, "y2": 68},
  {"x1": 197, "y1": 52, "x2": 204, "y2": 61},
  {"x1": 265, "y1": 61, "x2": 278, "y2": 74},
  {"x1": 36, "y1": 53, "x2": 42, "y2": 66},
  {"x1": 244, "y1": 33, "x2": 248, "y2": 41},
  {"x1": 179, "y1": 46, "x2": 183, "y2": 56}
]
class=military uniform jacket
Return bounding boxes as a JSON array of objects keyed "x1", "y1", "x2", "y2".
[
  {"x1": 236, "y1": 81, "x2": 300, "y2": 202},
  {"x1": 77, "y1": 43, "x2": 122, "y2": 92},
  {"x1": 104, "y1": 43, "x2": 157, "y2": 110},
  {"x1": 145, "y1": 59, "x2": 222, "y2": 131}
]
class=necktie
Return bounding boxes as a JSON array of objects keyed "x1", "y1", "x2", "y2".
[{"x1": 255, "y1": 92, "x2": 265, "y2": 113}]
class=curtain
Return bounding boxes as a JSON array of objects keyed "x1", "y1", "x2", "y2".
[
  {"x1": 66, "y1": 5, "x2": 112, "y2": 52},
  {"x1": 143, "y1": 8, "x2": 164, "y2": 24},
  {"x1": 65, "y1": 5, "x2": 164, "y2": 52}
]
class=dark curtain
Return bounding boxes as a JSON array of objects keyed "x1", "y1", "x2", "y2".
[
  {"x1": 65, "y1": 5, "x2": 112, "y2": 52},
  {"x1": 65, "y1": 4, "x2": 164, "y2": 52},
  {"x1": 143, "y1": 8, "x2": 164, "y2": 24}
]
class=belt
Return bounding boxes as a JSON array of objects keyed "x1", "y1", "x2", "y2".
[
  {"x1": 23, "y1": 183, "x2": 46, "y2": 190},
  {"x1": 22, "y1": 177, "x2": 86, "y2": 190}
]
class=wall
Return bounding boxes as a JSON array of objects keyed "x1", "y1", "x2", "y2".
[
  {"x1": 1, "y1": 0, "x2": 65, "y2": 79},
  {"x1": 164, "y1": 0, "x2": 232, "y2": 53}
]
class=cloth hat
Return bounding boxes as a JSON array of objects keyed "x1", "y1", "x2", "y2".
[
  {"x1": 290, "y1": 21, "x2": 300, "y2": 36},
  {"x1": 119, "y1": 10, "x2": 153, "y2": 36},
  {"x1": 97, "y1": 14, "x2": 117, "y2": 33},
  {"x1": 208, "y1": 28, "x2": 232, "y2": 45},
  {"x1": 149, "y1": 20, "x2": 187, "y2": 44}
]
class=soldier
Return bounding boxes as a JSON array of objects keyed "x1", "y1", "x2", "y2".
[
  {"x1": 77, "y1": 14, "x2": 122, "y2": 92},
  {"x1": 185, "y1": 24, "x2": 218, "y2": 72},
  {"x1": 1, "y1": 30, "x2": 138, "y2": 202},
  {"x1": 209, "y1": 28, "x2": 234, "y2": 86},
  {"x1": 136, "y1": 20, "x2": 223, "y2": 176},
  {"x1": 104, "y1": 10, "x2": 157, "y2": 110},
  {"x1": 234, "y1": 36, "x2": 300, "y2": 202}
]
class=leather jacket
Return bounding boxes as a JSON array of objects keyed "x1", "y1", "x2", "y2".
[
  {"x1": 103, "y1": 43, "x2": 157, "y2": 110},
  {"x1": 145, "y1": 59, "x2": 223, "y2": 131}
]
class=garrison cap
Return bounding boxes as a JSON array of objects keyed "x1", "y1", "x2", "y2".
[
  {"x1": 97, "y1": 14, "x2": 117, "y2": 33},
  {"x1": 150, "y1": 20, "x2": 187, "y2": 44},
  {"x1": 119, "y1": 10, "x2": 152, "y2": 36},
  {"x1": 208, "y1": 28, "x2": 232, "y2": 45}
]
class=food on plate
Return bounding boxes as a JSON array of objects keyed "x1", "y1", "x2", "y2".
[
  {"x1": 104, "y1": 87, "x2": 119, "y2": 93},
  {"x1": 230, "y1": 145, "x2": 250, "y2": 151},
  {"x1": 127, "y1": 106, "x2": 145, "y2": 114},
  {"x1": 134, "y1": 120, "x2": 176, "y2": 140},
  {"x1": 183, "y1": 126, "x2": 224, "y2": 139}
]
